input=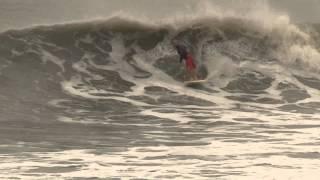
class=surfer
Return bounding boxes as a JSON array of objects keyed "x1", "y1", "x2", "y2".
[{"x1": 174, "y1": 43, "x2": 198, "y2": 80}]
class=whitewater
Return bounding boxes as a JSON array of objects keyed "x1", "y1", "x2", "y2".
[{"x1": 1, "y1": 2, "x2": 320, "y2": 180}]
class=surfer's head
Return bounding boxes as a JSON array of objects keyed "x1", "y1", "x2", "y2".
[{"x1": 171, "y1": 39, "x2": 179, "y2": 46}]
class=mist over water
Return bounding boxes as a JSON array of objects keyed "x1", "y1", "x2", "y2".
[
  {"x1": 1, "y1": 1, "x2": 320, "y2": 179},
  {"x1": 0, "y1": 0, "x2": 320, "y2": 32}
]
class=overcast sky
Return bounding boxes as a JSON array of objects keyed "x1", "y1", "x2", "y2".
[
  {"x1": 0, "y1": 0, "x2": 319, "y2": 31},
  {"x1": 269, "y1": 0, "x2": 320, "y2": 23}
]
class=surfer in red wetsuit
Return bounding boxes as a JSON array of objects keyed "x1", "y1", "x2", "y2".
[{"x1": 174, "y1": 44, "x2": 198, "y2": 81}]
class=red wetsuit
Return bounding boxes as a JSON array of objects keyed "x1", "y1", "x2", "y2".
[
  {"x1": 186, "y1": 54, "x2": 196, "y2": 71},
  {"x1": 175, "y1": 44, "x2": 196, "y2": 71}
]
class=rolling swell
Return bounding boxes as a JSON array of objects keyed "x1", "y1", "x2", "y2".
[
  {"x1": 0, "y1": 15, "x2": 320, "y2": 132},
  {"x1": 1, "y1": 16, "x2": 319, "y2": 97},
  {"x1": 0, "y1": 15, "x2": 320, "y2": 126}
]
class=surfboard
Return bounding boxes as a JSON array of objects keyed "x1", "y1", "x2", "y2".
[{"x1": 184, "y1": 79, "x2": 207, "y2": 86}]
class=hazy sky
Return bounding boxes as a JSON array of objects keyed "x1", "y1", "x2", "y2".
[
  {"x1": 269, "y1": 0, "x2": 320, "y2": 22},
  {"x1": 0, "y1": 0, "x2": 319, "y2": 31}
]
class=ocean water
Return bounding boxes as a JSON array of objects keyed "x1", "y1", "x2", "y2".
[{"x1": 1, "y1": 1, "x2": 320, "y2": 180}]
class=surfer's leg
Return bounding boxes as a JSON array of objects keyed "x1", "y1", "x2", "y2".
[
  {"x1": 191, "y1": 69, "x2": 198, "y2": 80},
  {"x1": 187, "y1": 66, "x2": 194, "y2": 80},
  {"x1": 188, "y1": 58, "x2": 197, "y2": 80},
  {"x1": 186, "y1": 55, "x2": 196, "y2": 80}
]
